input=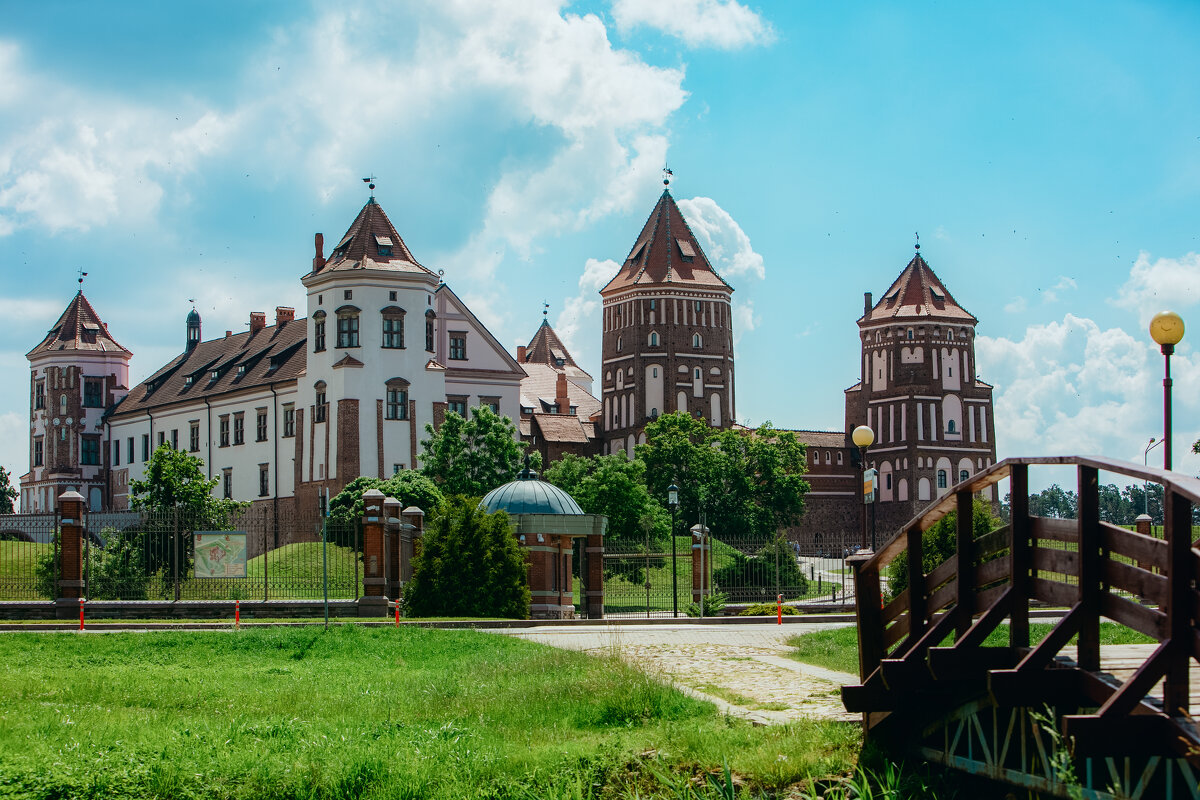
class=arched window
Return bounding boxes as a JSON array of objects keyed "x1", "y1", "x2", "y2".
[
  {"x1": 424, "y1": 309, "x2": 436, "y2": 352},
  {"x1": 650, "y1": 407, "x2": 659, "y2": 418},
  {"x1": 381, "y1": 307, "x2": 405, "y2": 349},
  {"x1": 937, "y1": 470, "x2": 948, "y2": 489},
  {"x1": 947, "y1": 419, "x2": 957, "y2": 434},
  {"x1": 314, "y1": 381, "x2": 328, "y2": 423},
  {"x1": 947, "y1": 330, "x2": 955, "y2": 341},
  {"x1": 312, "y1": 311, "x2": 327, "y2": 352},
  {"x1": 617, "y1": 335, "x2": 623, "y2": 352},
  {"x1": 694, "y1": 368, "x2": 701, "y2": 379},
  {"x1": 837, "y1": 452, "x2": 844, "y2": 465},
  {"x1": 648, "y1": 331, "x2": 659, "y2": 347},
  {"x1": 335, "y1": 306, "x2": 360, "y2": 348},
  {"x1": 385, "y1": 378, "x2": 409, "y2": 420},
  {"x1": 959, "y1": 469, "x2": 969, "y2": 484},
  {"x1": 692, "y1": 333, "x2": 702, "y2": 348},
  {"x1": 824, "y1": 451, "x2": 831, "y2": 465}
]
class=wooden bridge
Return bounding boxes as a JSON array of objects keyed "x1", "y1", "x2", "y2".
[{"x1": 844, "y1": 456, "x2": 1200, "y2": 799}]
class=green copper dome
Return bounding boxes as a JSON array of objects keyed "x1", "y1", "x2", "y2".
[{"x1": 481, "y1": 470, "x2": 584, "y2": 515}]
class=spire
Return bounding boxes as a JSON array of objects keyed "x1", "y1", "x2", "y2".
[
  {"x1": 27, "y1": 292, "x2": 131, "y2": 358},
  {"x1": 186, "y1": 302, "x2": 202, "y2": 353},
  {"x1": 600, "y1": 188, "x2": 732, "y2": 295},
  {"x1": 523, "y1": 317, "x2": 580, "y2": 369},
  {"x1": 311, "y1": 197, "x2": 433, "y2": 277},
  {"x1": 860, "y1": 247, "x2": 976, "y2": 325}
]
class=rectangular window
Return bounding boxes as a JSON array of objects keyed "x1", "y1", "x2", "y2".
[
  {"x1": 388, "y1": 291, "x2": 397, "y2": 301},
  {"x1": 282, "y1": 404, "x2": 295, "y2": 437},
  {"x1": 157, "y1": 431, "x2": 165, "y2": 448},
  {"x1": 81, "y1": 436, "x2": 100, "y2": 466},
  {"x1": 256, "y1": 409, "x2": 268, "y2": 442},
  {"x1": 170, "y1": 429, "x2": 178, "y2": 450},
  {"x1": 315, "y1": 392, "x2": 327, "y2": 423},
  {"x1": 449, "y1": 334, "x2": 467, "y2": 360},
  {"x1": 222, "y1": 469, "x2": 233, "y2": 500},
  {"x1": 142, "y1": 434, "x2": 150, "y2": 462},
  {"x1": 33, "y1": 437, "x2": 43, "y2": 467},
  {"x1": 219, "y1": 416, "x2": 230, "y2": 447},
  {"x1": 425, "y1": 318, "x2": 434, "y2": 352},
  {"x1": 189, "y1": 422, "x2": 200, "y2": 453},
  {"x1": 382, "y1": 315, "x2": 405, "y2": 348},
  {"x1": 128, "y1": 437, "x2": 134, "y2": 464},
  {"x1": 336, "y1": 314, "x2": 360, "y2": 348},
  {"x1": 83, "y1": 378, "x2": 103, "y2": 408},
  {"x1": 447, "y1": 398, "x2": 468, "y2": 417},
  {"x1": 233, "y1": 413, "x2": 245, "y2": 445},
  {"x1": 314, "y1": 319, "x2": 326, "y2": 352},
  {"x1": 259, "y1": 464, "x2": 270, "y2": 497},
  {"x1": 386, "y1": 388, "x2": 408, "y2": 420},
  {"x1": 112, "y1": 439, "x2": 120, "y2": 467},
  {"x1": 34, "y1": 381, "x2": 45, "y2": 410},
  {"x1": 480, "y1": 397, "x2": 500, "y2": 415}
]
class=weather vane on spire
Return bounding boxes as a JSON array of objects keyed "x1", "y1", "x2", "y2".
[
  {"x1": 915, "y1": 231, "x2": 920, "y2": 251},
  {"x1": 543, "y1": 301, "x2": 549, "y2": 320},
  {"x1": 362, "y1": 174, "x2": 377, "y2": 200},
  {"x1": 76, "y1": 268, "x2": 88, "y2": 290},
  {"x1": 662, "y1": 166, "x2": 673, "y2": 187}
]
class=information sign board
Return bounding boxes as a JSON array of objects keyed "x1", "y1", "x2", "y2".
[{"x1": 194, "y1": 531, "x2": 247, "y2": 578}]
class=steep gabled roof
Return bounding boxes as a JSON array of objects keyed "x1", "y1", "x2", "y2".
[
  {"x1": 27, "y1": 292, "x2": 131, "y2": 358},
  {"x1": 862, "y1": 249, "x2": 976, "y2": 325},
  {"x1": 310, "y1": 198, "x2": 436, "y2": 278},
  {"x1": 601, "y1": 189, "x2": 733, "y2": 295},
  {"x1": 521, "y1": 319, "x2": 592, "y2": 380}
]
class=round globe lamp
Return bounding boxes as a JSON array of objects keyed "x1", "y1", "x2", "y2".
[
  {"x1": 1149, "y1": 311, "x2": 1184, "y2": 470},
  {"x1": 852, "y1": 425, "x2": 875, "y2": 449},
  {"x1": 851, "y1": 425, "x2": 875, "y2": 550}
]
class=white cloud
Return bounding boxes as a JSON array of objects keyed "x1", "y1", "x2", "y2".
[
  {"x1": 0, "y1": 411, "x2": 24, "y2": 493},
  {"x1": 676, "y1": 196, "x2": 765, "y2": 280},
  {"x1": 0, "y1": 296, "x2": 68, "y2": 323},
  {"x1": 554, "y1": 257, "x2": 620, "y2": 371},
  {"x1": 611, "y1": 0, "x2": 775, "y2": 50},
  {"x1": 1114, "y1": 250, "x2": 1200, "y2": 325},
  {"x1": 732, "y1": 299, "x2": 757, "y2": 347},
  {"x1": 1004, "y1": 296, "x2": 1028, "y2": 314}
]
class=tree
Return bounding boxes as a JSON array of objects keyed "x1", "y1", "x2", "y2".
[
  {"x1": 544, "y1": 452, "x2": 669, "y2": 542},
  {"x1": 328, "y1": 471, "x2": 445, "y2": 524},
  {"x1": 638, "y1": 412, "x2": 810, "y2": 540},
  {"x1": 885, "y1": 498, "x2": 1001, "y2": 601},
  {"x1": 130, "y1": 444, "x2": 243, "y2": 524},
  {"x1": 403, "y1": 496, "x2": 530, "y2": 619},
  {"x1": 0, "y1": 466, "x2": 16, "y2": 514},
  {"x1": 419, "y1": 406, "x2": 532, "y2": 497}
]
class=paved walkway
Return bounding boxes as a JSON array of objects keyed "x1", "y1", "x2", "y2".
[{"x1": 489, "y1": 622, "x2": 859, "y2": 724}]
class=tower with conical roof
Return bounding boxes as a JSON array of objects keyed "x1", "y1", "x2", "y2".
[
  {"x1": 21, "y1": 291, "x2": 132, "y2": 512},
  {"x1": 843, "y1": 244, "x2": 998, "y2": 538},
  {"x1": 599, "y1": 184, "x2": 735, "y2": 454}
]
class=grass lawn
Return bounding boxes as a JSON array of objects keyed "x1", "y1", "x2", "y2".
[
  {"x1": 0, "y1": 627, "x2": 859, "y2": 799},
  {"x1": 786, "y1": 622, "x2": 1157, "y2": 677},
  {"x1": 0, "y1": 540, "x2": 51, "y2": 599}
]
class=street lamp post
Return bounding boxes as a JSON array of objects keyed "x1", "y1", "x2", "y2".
[
  {"x1": 1149, "y1": 311, "x2": 1185, "y2": 471},
  {"x1": 668, "y1": 483, "x2": 679, "y2": 618},
  {"x1": 852, "y1": 425, "x2": 876, "y2": 551},
  {"x1": 1144, "y1": 437, "x2": 1163, "y2": 518}
]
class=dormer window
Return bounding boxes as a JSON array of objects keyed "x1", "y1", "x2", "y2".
[
  {"x1": 237, "y1": 365, "x2": 246, "y2": 377},
  {"x1": 211, "y1": 370, "x2": 220, "y2": 380},
  {"x1": 375, "y1": 235, "x2": 393, "y2": 257},
  {"x1": 677, "y1": 239, "x2": 695, "y2": 262},
  {"x1": 185, "y1": 375, "x2": 194, "y2": 386}
]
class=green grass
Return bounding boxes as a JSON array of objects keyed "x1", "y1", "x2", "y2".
[
  {"x1": 0, "y1": 627, "x2": 860, "y2": 799},
  {"x1": 0, "y1": 540, "x2": 51, "y2": 598},
  {"x1": 786, "y1": 622, "x2": 1158, "y2": 678}
]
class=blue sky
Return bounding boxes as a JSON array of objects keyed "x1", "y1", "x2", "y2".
[{"x1": 2, "y1": 0, "x2": 1199, "y2": 492}]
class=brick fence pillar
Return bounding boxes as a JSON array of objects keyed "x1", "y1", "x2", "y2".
[
  {"x1": 383, "y1": 496, "x2": 401, "y2": 600},
  {"x1": 358, "y1": 489, "x2": 388, "y2": 616},
  {"x1": 56, "y1": 491, "x2": 86, "y2": 619},
  {"x1": 586, "y1": 533, "x2": 604, "y2": 619},
  {"x1": 401, "y1": 506, "x2": 425, "y2": 584}
]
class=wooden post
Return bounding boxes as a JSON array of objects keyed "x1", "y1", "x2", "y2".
[
  {"x1": 1163, "y1": 489, "x2": 1191, "y2": 717},
  {"x1": 56, "y1": 491, "x2": 86, "y2": 619},
  {"x1": 1009, "y1": 463, "x2": 1031, "y2": 649},
  {"x1": 357, "y1": 489, "x2": 388, "y2": 616},
  {"x1": 847, "y1": 550, "x2": 882, "y2": 679},
  {"x1": 1076, "y1": 466, "x2": 1101, "y2": 672},
  {"x1": 955, "y1": 489, "x2": 975, "y2": 640},
  {"x1": 905, "y1": 522, "x2": 926, "y2": 645}
]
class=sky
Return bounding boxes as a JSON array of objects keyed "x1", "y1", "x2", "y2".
[{"x1": 2, "y1": 0, "x2": 1199, "y2": 496}]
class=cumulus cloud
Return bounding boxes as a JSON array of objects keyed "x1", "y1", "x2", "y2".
[
  {"x1": 611, "y1": 0, "x2": 775, "y2": 50},
  {"x1": 1004, "y1": 296, "x2": 1028, "y2": 314},
  {"x1": 554, "y1": 257, "x2": 620, "y2": 370},
  {"x1": 676, "y1": 196, "x2": 764, "y2": 280},
  {"x1": 732, "y1": 299, "x2": 758, "y2": 348},
  {"x1": 0, "y1": 411, "x2": 23, "y2": 490},
  {"x1": 1114, "y1": 250, "x2": 1200, "y2": 325}
]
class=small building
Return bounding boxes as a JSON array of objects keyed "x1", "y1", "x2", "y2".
[
  {"x1": 481, "y1": 469, "x2": 607, "y2": 619},
  {"x1": 515, "y1": 318, "x2": 602, "y2": 464}
]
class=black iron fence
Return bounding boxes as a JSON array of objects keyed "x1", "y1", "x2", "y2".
[{"x1": 0, "y1": 508, "x2": 361, "y2": 602}]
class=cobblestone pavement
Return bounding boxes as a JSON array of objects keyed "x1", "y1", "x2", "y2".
[{"x1": 491, "y1": 623, "x2": 859, "y2": 725}]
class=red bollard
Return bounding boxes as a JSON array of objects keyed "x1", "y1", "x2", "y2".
[
  {"x1": 235, "y1": 599, "x2": 240, "y2": 629},
  {"x1": 394, "y1": 602, "x2": 400, "y2": 626},
  {"x1": 79, "y1": 597, "x2": 85, "y2": 631},
  {"x1": 776, "y1": 594, "x2": 782, "y2": 625}
]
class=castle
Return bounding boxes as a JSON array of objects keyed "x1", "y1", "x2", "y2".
[{"x1": 18, "y1": 185, "x2": 997, "y2": 552}]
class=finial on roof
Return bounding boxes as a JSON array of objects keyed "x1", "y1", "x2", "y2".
[
  {"x1": 662, "y1": 166, "x2": 672, "y2": 187},
  {"x1": 543, "y1": 300, "x2": 549, "y2": 321},
  {"x1": 914, "y1": 231, "x2": 920, "y2": 251},
  {"x1": 362, "y1": 174, "x2": 377, "y2": 202},
  {"x1": 76, "y1": 268, "x2": 88, "y2": 291}
]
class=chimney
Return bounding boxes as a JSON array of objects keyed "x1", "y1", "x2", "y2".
[
  {"x1": 276, "y1": 306, "x2": 295, "y2": 326},
  {"x1": 555, "y1": 371, "x2": 570, "y2": 414},
  {"x1": 864, "y1": 292, "x2": 872, "y2": 317},
  {"x1": 516, "y1": 345, "x2": 526, "y2": 362},
  {"x1": 313, "y1": 233, "x2": 326, "y2": 271},
  {"x1": 250, "y1": 312, "x2": 267, "y2": 334},
  {"x1": 225, "y1": 330, "x2": 232, "y2": 339}
]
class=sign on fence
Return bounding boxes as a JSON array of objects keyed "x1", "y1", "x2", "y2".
[{"x1": 193, "y1": 532, "x2": 247, "y2": 578}]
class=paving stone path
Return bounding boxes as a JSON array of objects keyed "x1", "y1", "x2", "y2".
[{"x1": 492, "y1": 622, "x2": 859, "y2": 725}]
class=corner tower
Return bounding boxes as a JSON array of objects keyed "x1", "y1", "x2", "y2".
[
  {"x1": 599, "y1": 186, "x2": 735, "y2": 455},
  {"x1": 844, "y1": 244, "x2": 998, "y2": 538}
]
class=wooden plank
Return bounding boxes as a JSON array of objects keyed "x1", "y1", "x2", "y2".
[
  {"x1": 1100, "y1": 522, "x2": 1167, "y2": 570},
  {"x1": 1031, "y1": 576, "x2": 1077, "y2": 607},
  {"x1": 1032, "y1": 516, "x2": 1080, "y2": 543},
  {"x1": 1015, "y1": 602, "x2": 1083, "y2": 671},
  {"x1": 1164, "y1": 489, "x2": 1193, "y2": 717},
  {"x1": 927, "y1": 578, "x2": 957, "y2": 614},
  {"x1": 905, "y1": 522, "x2": 926, "y2": 644},
  {"x1": 883, "y1": 614, "x2": 911, "y2": 650},
  {"x1": 881, "y1": 587, "x2": 909, "y2": 626},
  {"x1": 1102, "y1": 560, "x2": 1166, "y2": 605},
  {"x1": 1099, "y1": 593, "x2": 1168, "y2": 640},
  {"x1": 1009, "y1": 463, "x2": 1031, "y2": 649},
  {"x1": 975, "y1": 582, "x2": 1008, "y2": 610},
  {"x1": 1032, "y1": 546, "x2": 1078, "y2": 576},
  {"x1": 955, "y1": 587, "x2": 1012, "y2": 649},
  {"x1": 973, "y1": 525, "x2": 1012, "y2": 560},
  {"x1": 926, "y1": 555, "x2": 958, "y2": 591},
  {"x1": 955, "y1": 490, "x2": 976, "y2": 638},
  {"x1": 975, "y1": 556, "x2": 1011, "y2": 589},
  {"x1": 1095, "y1": 642, "x2": 1171, "y2": 719}
]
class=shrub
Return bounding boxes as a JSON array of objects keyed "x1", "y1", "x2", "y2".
[
  {"x1": 403, "y1": 496, "x2": 530, "y2": 619},
  {"x1": 884, "y1": 498, "x2": 1000, "y2": 602},
  {"x1": 684, "y1": 591, "x2": 727, "y2": 617},
  {"x1": 33, "y1": 528, "x2": 148, "y2": 600},
  {"x1": 739, "y1": 603, "x2": 801, "y2": 616},
  {"x1": 712, "y1": 537, "x2": 808, "y2": 601}
]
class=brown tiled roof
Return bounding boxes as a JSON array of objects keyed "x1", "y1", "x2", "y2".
[
  {"x1": 522, "y1": 319, "x2": 591, "y2": 377},
  {"x1": 601, "y1": 189, "x2": 733, "y2": 295},
  {"x1": 862, "y1": 249, "x2": 976, "y2": 325},
  {"x1": 732, "y1": 424, "x2": 848, "y2": 449},
  {"x1": 27, "y1": 292, "x2": 131, "y2": 358},
  {"x1": 519, "y1": 363, "x2": 601, "y2": 417},
  {"x1": 109, "y1": 320, "x2": 307, "y2": 418},
  {"x1": 310, "y1": 199, "x2": 436, "y2": 278},
  {"x1": 531, "y1": 413, "x2": 591, "y2": 444}
]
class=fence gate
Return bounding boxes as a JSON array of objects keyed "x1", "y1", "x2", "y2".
[{"x1": 602, "y1": 535, "x2": 692, "y2": 618}]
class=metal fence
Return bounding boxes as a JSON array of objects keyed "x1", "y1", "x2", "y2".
[{"x1": 0, "y1": 507, "x2": 361, "y2": 602}]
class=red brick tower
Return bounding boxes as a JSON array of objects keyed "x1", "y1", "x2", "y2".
[{"x1": 599, "y1": 185, "x2": 735, "y2": 455}]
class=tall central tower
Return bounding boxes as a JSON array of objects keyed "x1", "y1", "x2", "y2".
[{"x1": 599, "y1": 186, "x2": 735, "y2": 455}]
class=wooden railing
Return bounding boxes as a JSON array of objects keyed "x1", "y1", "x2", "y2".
[{"x1": 843, "y1": 456, "x2": 1200, "y2": 760}]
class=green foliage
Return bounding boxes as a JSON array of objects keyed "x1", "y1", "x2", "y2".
[
  {"x1": 739, "y1": 603, "x2": 800, "y2": 616},
  {"x1": 638, "y1": 412, "x2": 809, "y2": 540},
  {"x1": 0, "y1": 465, "x2": 16, "y2": 514},
  {"x1": 33, "y1": 528, "x2": 148, "y2": 600},
  {"x1": 130, "y1": 444, "x2": 245, "y2": 524},
  {"x1": 327, "y1": 470, "x2": 445, "y2": 523},
  {"x1": 885, "y1": 498, "x2": 1000, "y2": 601},
  {"x1": 544, "y1": 452, "x2": 670, "y2": 540},
  {"x1": 1002, "y1": 482, "x2": 1172, "y2": 526},
  {"x1": 404, "y1": 496, "x2": 530, "y2": 618},
  {"x1": 685, "y1": 591, "x2": 727, "y2": 617},
  {"x1": 712, "y1": 537, "x2": 808, "y2": 601},
  {"x1": 419, "y1": 406, "x2": 531, "y2": 496}
]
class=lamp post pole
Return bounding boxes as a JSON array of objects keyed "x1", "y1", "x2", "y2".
[
  {"x1": 1144, "y1": 438, "x2": 1162, "y2": 517},
  {"x1": 668, "y1": 483, "x2": 679, "y2": 619},
  {"x1": 1149, "y1": 311, "x2": 1185, "y2": 471}
]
